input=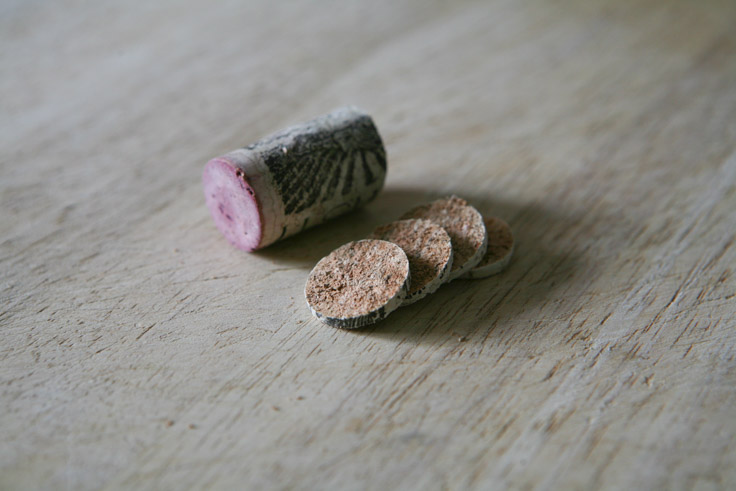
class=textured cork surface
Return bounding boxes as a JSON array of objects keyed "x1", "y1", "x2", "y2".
[
  {"x1": 466, "y1": 216, "x2": 514, "y2": 277},
  {"x1": 370, "y1": 219, "x2": 452, "y2": 303},
  {"x1": 401, "y1": 196, "x2": 487, "y2": 279},
  {"x1": 305, "y1": 240, "x2": 409, "y2": 328}
]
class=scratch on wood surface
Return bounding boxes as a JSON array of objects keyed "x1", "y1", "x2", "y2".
[{"x1": 135, "y1": 323, "x2": 156, "y2": 341}]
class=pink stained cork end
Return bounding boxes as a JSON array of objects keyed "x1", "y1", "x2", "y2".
[{"x1": 203, "y1": 157, "x2": 264, "y2": 252}]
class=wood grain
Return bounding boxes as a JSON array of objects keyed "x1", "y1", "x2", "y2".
[{"x1": 2, "y1": 0, "x2": 735, "y2": 489}]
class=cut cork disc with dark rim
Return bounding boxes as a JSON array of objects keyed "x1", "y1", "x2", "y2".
[
  {"x1": 401, "y1": 196, "x2": 488, "y2": 281},
  {"x1": 370, "y1": 219, "x2": 453, "y2": 305},
  {"x1": 304, "y1": 239, "x2": 410, "y2": 329},
  {"x1": 463, "y1": 216, "x2": 514, "y2": 279}
]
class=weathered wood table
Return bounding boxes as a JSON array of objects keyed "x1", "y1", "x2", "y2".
[{"x1": 2, "y1": 0, "x2": 735, "y2": 489}]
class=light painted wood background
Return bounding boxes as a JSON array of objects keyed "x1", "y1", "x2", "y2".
[{"x1": 2, "y1": 0, "x2": 735, "y2": 489}]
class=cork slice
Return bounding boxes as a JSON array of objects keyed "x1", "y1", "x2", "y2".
[
  {"x1": 463, "y1": 216, "x2": 514, "y2": 279},
  {"x1": 203, "y1": 157, "x2": 264, "y2": 252},
  {"x1": 305, "y1": 240, "x2": 410, "y2": 328},
  {"x1": 370, "y1": 219, "x2": 453, "y2": 305},
  {"x1": 401, "y1": 196, "x2": 487, "y2": 281}
]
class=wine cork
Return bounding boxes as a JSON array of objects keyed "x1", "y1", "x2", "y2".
[
  {"x1": 401, "y1": 196, "x2": 487, "y2": 281},
  {"x1": 203, "y1": 107, "x2": 387, "y2": 251},
  {"x1": 304, "y1": 240, "x2": 409, "y2": 328},
  {"x1": 369, "y1": 219, "x2": 453, "y2": 305},
  {"x1": 463, "y1": 216, "x2": 514, "y2": 279}
]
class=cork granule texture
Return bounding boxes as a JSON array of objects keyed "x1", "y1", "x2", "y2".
[
  {"x1": 401, "y1": 196, "x2": 485, "y2": 273},
  {"x1": 476, "y1": 217, "x2": 513, "y2": 268},
  {"x1": 370, "y1": 219, "x2": 452, "y2": 295},
  {"x1": 305, "y1": 240, "x2": 409, "y2": 319}
]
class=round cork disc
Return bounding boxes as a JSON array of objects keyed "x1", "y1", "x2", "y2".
[
  {"x1": 401, "y1": 196, "x2": 487, "y2": 281},
  {"x1": 463, "y1": 216, "x2": 514, "y2": 279},
  {"x1": 305, "y1": 240, "x2": 410, "y2": 328},
  {"x1": 370, "y1": 219, "x2": 453, "y2": 305},
  {"x1": 203, "y1": 158, "x2": 263, "y2": 252}
]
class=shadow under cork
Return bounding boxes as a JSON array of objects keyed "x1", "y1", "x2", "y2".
[{"x1": 253, "y1": 186, "x2": 446, "y2": 267}]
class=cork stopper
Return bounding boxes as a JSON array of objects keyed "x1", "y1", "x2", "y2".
[
  {"x1": 370, "y1": 219, "x2": 453, "y2": 305},
  {"x1": 203, "y1": 107, "x2": 387, "y2": 251},
  {"x1": 304, "y1": 240, "x2": 409, "y2": 328},
  {"x1": 463, "y1": 216, "x2": 514, "y2": 279},
  {"x1": 401, "y1": 196, "x2": 487, "y2": 280}
]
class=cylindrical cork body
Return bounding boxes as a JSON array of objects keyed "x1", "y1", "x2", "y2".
[{"x1": 203, "y1": 107, "x2": 387, "y2": 251}]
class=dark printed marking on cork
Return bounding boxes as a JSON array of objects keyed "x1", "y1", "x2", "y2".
[
  {"x1": 315, "y1": 305, "x2": 388, "y2": 329},
  {"x1": 255, "y1": 114, "x2": 386, "y2": 216}
]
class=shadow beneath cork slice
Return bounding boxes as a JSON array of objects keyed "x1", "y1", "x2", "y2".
[
  {"x1": 254, "y1": 186, "x2": 461, "y2": 267},
  {"x1": 253, "y1": 207, "x2": 378, "y2": 267}
]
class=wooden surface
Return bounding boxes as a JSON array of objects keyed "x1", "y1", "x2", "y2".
[{"x1": 2, "y1": 0, "x2": 736, "y2": 489}]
